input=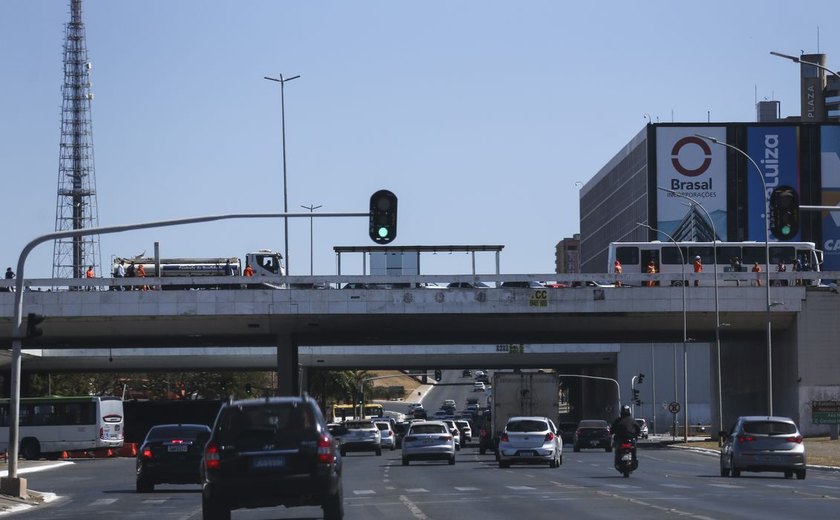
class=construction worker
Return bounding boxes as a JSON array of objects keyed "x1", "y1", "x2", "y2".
[{"x1": 693, "y1": 256, "x2": 702, "y2": 287}]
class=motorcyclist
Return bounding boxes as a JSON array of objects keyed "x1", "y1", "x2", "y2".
[{"x1": 611, "y1": 405, "x2": 641, "y2": 467}]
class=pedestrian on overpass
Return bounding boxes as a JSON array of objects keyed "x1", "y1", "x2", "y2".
[
  {"x1": 693, "y1": 256, "x2": 702, "y2": 287},
  {"x1": 614, "y1": 260, "x2": 623, "y2": 287},
  {"x1": 752, "y1": 262, "x2": 762, "y2": 287},
  {"x1": 646, "y1": 260, "x2": 657, "y2": 287},
  {"x1": 2, "y1": 267, "x2": 13, "y2": 292}
]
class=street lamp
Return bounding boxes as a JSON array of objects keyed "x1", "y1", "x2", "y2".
[
  {"x1": 653, "y1": 188, "x2": 723, "y2": 437},
  {"x1": 695, "y1": 134, "x2": 773, "y2": 416},
  {"x1": 264, "y1": 73, "x2": 301, "y2": 275},
  {"x1": 637, "y1": 221, "x2": 688, "y2": 442},
  {"x1": 300, "y1": 204, "x2": 322, "y2": 276},
  {"x1": 770, "y1": 51, "x2": 840, "y2": 80}
]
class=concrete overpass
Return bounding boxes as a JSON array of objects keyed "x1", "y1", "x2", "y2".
[{"x1": 1, "y1": 272, "x2": 839, "y2": 434}]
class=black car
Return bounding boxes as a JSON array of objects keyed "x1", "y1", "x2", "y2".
[
  {"x1": 393, "y1": 421, "x2": 411, "y2": 448},
  {"x1": 573, "y1": 419, "x2": 612, "y2": 452},
  {"x1": 557, "y1": 421, "x2": 578, "y2": 446},
  {"x1": 136, "y1": 423, "x2": 211, "y2": 493},
  {"x1": 200, "y1": 395, "x2": 343, "y2": 520}
]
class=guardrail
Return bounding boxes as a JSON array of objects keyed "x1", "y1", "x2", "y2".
[{"x1": 0, "y1": 271, "x2": 833, "y2": 292}]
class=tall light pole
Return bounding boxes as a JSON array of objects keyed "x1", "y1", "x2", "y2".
[
  {"x1": 695, "y1": 134, "x2": 773, "y2": 416},
  {"x1": 300, "y1": 204, "x2": 322, "y2": 276},
  {"x1": 653, "y1": 188, "x2": 722, "y2": 437},
  {"x1": 264, "y1": 73, "x2": 300, "y2": 275},
  {"x1": 637, "y1": 221, "x2": 688, "y2": 442}
]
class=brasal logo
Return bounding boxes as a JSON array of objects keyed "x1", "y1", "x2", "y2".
[{"x1": 671, "y1": 136, "x2": 713, "y2": 177}]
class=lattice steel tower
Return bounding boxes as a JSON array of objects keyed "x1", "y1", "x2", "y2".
[{"x1": 53, "y1": 0, "x2": 102, "y2": 279}]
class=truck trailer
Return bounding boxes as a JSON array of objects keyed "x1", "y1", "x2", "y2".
[{"x1": 488, "y1": 372, "x2": 560, "y2": 456}]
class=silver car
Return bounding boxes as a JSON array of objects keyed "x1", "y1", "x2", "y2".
[
  {"x1": 402, "y1": 421, "x2": 456, "y2": 466},
  {"x1": 720, "y1": 415, "x2": 806, "y2": 479},
  {"x1": 339, "y1": 419, "x2": 382, "y2": 456},
  {"x1": 498, "y1": 416, "x2": 563, "y2": 468}
]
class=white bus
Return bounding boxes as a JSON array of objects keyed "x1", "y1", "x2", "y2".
[
  {"x1": 608, "y1": 241, "x2": 822, "y2": 286},
  {"x1": 0, "y1": 396, "x2": 124, "y2": 460}
]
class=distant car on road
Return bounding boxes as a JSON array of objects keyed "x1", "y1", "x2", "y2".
[
  {"x1": 635, "y1": 418, "x2": 649, "y2": 439},
  {"x1": 497, "y1": 416, "x2": 562, "y2": 468},
  {"x1": 136, "y1": 423, "x2": 210, "y2": 493},
  {"x1": 373, "y1": 421, "x2": 396, "y2": 450},
  {"x1": 720, "y1": 415, "x2": 806, "y2": 479},
  {"x1": 340, "y1": 420, "x2": 382, "y2": 456},
  {"x1": 573, "y1": 419, "x2": 612, "y2": 452},
  {"x1": 455, "y1": 420, "x2": 473, "y2": 444},
  {"x1": 473, "y1": 381, "x2": 486, "y2": 392},
  {"x1": 402, "y1": 421, "x2": 456, "y2": 466},
  {"x1": 557, "y1": 421, "x2": 578, "y2": 445},
  {"x1": 499, "y1": 281, "x2": 545, "y2": 288}
]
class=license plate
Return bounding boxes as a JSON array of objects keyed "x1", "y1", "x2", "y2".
[
  {"x1": 590, "y1": 441, "x2": 599, "y2": 447},
  {"x1": 167, "y1": 445, "x2": 188, "y2": 453},
  {"x1": 251, "y1": 456, "x2": 286, "y2": 469},
  {"x1": 621, "y1": 454, "x2": 632, "y2": 461}
]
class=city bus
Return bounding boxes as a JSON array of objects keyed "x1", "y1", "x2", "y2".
[
  {"x1": 608, "y1": 241, "x2": 822, "y2": 286},
  {"x1": 0, "y1": 396, "x2": 124, "y2": 460},
  {"x1": 331, "y1": 404, "x2": 356, "y2": 423}
]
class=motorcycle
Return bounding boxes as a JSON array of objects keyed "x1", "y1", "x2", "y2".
[{"x1": 614, "y1": 437, "x2": 638, "y2": 477}]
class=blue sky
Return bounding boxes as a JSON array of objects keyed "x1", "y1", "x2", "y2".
[{"x1": 1, "y1": 1, "x2": 837, "y2": 278}]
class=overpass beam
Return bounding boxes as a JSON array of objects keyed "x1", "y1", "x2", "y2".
[{"x1": 276, "y1": 335, "x2": 299, "y2": 396}]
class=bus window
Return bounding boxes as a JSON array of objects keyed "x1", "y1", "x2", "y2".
[
  {"x1": 688, "y1": 247, "x2": 714, "y2": 265},
  {"x1": 615, "y1": 246, "x2": 639, "y2": 267},
  {"x1": 661, "y1": 246, "x2": 688, "y2": 265},
  {"x1": 741, "y1": 245, "x2": 767, "y2": 265},
  {"x1": 717, "y1": 246, "x2": 742, "y2": 267},
  {"x1": 769, "y1": 246, "x2": 795, "y2": 265}
]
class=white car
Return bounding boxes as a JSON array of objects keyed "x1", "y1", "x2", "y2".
[
  {"x1": 442, "y1": 420, "x2": 462, "y2": 450},
  {"x1": 473, "y1": 382, "x2": 486, "y2": 392},
  {"x1": 402, "y1": 421, "x2": 456, "y2": 466},
  {"x1": 498, "y1": 416, "x2": 563, "y2": 468},
  {"x1": 339, "y1": 419, "x2": 382, "y2": 456},
  {"x1": 374, "y1": 421, "x2": 396, "y2": 450}
]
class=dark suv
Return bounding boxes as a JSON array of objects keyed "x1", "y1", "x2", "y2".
[{"x1": 200, "y1": 395, "x2": 343, "y2": 520}]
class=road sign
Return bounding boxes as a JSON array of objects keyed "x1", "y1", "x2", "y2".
[
  {"x1": 812, "y1": 400, "x2": 840, "y2": 424},
  {"x1": 668, "y1": 401, "x2": 681, "y2": 414}
]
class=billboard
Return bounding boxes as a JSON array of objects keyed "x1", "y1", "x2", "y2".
[
  {"x1": 746, "y1": 126, "x2": 801, "y2": 241},
  {"x1": 656, "y1": 126, "x2": 728, "y2": 240},
  {"x1": 820, "y1": 126, "x2": 840, "y2": 275}
]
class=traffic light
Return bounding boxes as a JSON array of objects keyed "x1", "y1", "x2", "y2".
[
  {"x1": 637, "y1": 373, "x2": 645, "y2": 384},
  {"x1": 369, "y1": 190, "x2": 398, "y2": 244},
  {"x1": 434, "y1": 369, "x2": 442, "y2": 381},
  {"x1": 632, "y1": 388, "x2": 640, "y2": 405},
  {"x1": 770, "y1": 186, "x2": 799, "y2": 240},
  {"x1": 244, "y1": 383, "x2": 252, "y2": 394},
  {"x1": 25, "y1": 313, "x2": 44, "y2": 339}
]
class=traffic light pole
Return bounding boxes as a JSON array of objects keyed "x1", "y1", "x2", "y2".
[{"x1": 3, "y1": 210, "x2": 369, "y2": 497}]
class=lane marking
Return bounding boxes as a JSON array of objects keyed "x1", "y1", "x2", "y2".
[
  {"x1": 353, "y1": 490, "x2": 376, "y2": 495},
  {"x1": 90, "y1": 498, "x2": 118, "y2": 506},
  {"x1": 660, "y1": 483, "x2": 691, "y2": 489},
  {"x1": 399, "y1": 494, "x2": 431, "y2": 520},
  {"x1": 405, "y1": 488, "x2": 429, "y2": 493},
  {"x1": 708, "y1": 483, "x2": 742, "y2": 489},
  {"x1": 506, "y1": 485, "x2": 535, "y2": 491},
  {"x1": 454, "y1": 486, "x2": 480, "y2": 491}
]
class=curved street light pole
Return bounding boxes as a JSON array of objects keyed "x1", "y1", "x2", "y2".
[
  {"x1": 264, "y1": 74, "x2": 300, "y2": 275},
  {"x1": 695, "y1": 134, "x2": 773, "y2": 416},
  {"x1": 637, "y1": 222, "x2": 688, "y2": 442},
  {"x1": 655, "y1": 187, "x2": 722, "y2": 435},
  {"x1": 770, "y1": 51, "x2": 840, "y2": 81}
]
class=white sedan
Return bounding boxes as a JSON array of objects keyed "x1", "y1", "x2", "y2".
[
  {"x1": 402, "y1": 421, "x2": 456, "y2": 465},
  {"x1": 473, "y1": 382, "x2": 486, "y2": 392},
  {"x1": 497, "y1": 416, "x2": 563, "y2": 468}
]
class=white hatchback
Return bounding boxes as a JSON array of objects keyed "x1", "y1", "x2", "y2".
[{"x1": 497, "y1": 416, "x2": 563, "y2": 468}]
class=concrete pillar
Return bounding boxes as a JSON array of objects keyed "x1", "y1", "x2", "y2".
[{"x1": 276, "y1": 335, "x2": 299, "y2": 396}]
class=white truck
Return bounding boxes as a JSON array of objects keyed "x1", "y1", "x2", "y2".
[
  {"x1": 111, "y1": 249, "x2": 285, "y2": 289},
  {"x1": 489, "y1": 372, "x2": 560, "y2": 455}
]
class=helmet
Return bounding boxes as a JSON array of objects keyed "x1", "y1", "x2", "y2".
[{"x1": 621, "y1": 405, "x2": 631, "y2": 417}]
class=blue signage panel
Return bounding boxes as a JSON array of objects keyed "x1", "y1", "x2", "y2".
[
  {"x1": 747, "y1": 126, "x2": 800, "y2": 241},
  {"x1": 820, "y1": 126, "x2": 840, "y2": 277}
]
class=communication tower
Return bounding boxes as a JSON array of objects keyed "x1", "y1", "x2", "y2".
[{"x1": 52, "y1": 0, "x2": 102, "y2": 279}]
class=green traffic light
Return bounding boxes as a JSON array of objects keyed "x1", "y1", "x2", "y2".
[
  {"x1": 378, "y1": 226, "x2": 389, "y2": 238},
  {"x1": 781, "y1": 225, "x2": 791, "y2": 235}
]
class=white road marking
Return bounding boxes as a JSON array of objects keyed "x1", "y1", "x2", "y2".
[
  {"x1": 405, "y1": 488, "x2": 429, "y2": 493},
  {"x1": 709, "y1": 483, "x2": 743, "y2": 489},
  {"x1": 660, "y1": 483, "x2": 692, "y2": 489},
  {"x1": 506, "y1": 485, "x2": 535, "y2": 491},
  {"x1": 399, "y1": 494, "x2": 431, "y2": 520},
  {"x1": 90, "y1": 498, "x2": 118, "y2": 506},
  {"x1": 353, "y1": 489, "x2": 376, "y2": 495},
  {"x1": 454, "y1": 486, "x2": 480, "y2": 491}
]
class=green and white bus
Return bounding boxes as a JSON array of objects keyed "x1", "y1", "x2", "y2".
[{"x1": 0, "y1": 396, "x2": 124, "y2": 460}]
